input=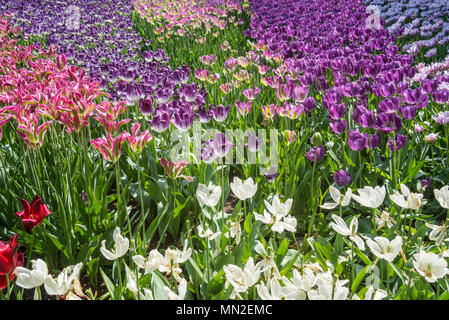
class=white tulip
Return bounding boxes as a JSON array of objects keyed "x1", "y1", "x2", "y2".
[
  {"x1": 329, "y1": 214, "x2": 365, "y2": 250},
  {"x1": 352, "y1": 185, "x2": 386, "y2": 209},
  {"x1": 132, "y1": 250, "x2": 165, "y2": 274},
  {"x1": 162, "y1": 278, "x2": 188, "y2": 300},
  {"x1": 425, "y1": 223, "x2": 447, "y2": 246},
  {"x1": 254, "y1": 195, "x2": 296, "y2": 233},
  {"x1": 390, "y1": 184, "x2": 423, "y2": 210},
  {"x1": 230, "y1": 177, "x2": 257, "y2": 200},
  {"x1": 224, "y1": 257, "x2": 261, "y2": 298},
  {"x1": 320, "y1": 186, "x2": 352, "y2": 210},
  {"x1": 264, "y1": 195, "x2": 293, "y2": 217},
  {"x1": 14, "y1": 259, "x2": 50, "y2": 289},
  {"x1": 100, "y1": 227, "x2": 129, "y2": 260},
  {"x1": 364, "y1": 286, "x2": 388, "y2": 300},
  {"x1": 413, "y1": 250, "x2": 448, "y2": 283},
  {"x1": 280, "y1": 269, "x2": 309, "y2": 300},
  {"x1": 366, "y1": 235, "x2": 402, "y2": 262},
  {"x1": 434, "y1": 186, "x2": 449, "y2": 209},
  {"x1": 196, "y1": 183, "x2": 222, "y2": 207},
  {"x1": 44, "y1": 263, "x2": 83, "y2": 296},
  {"x1": 257, "y1": 278, "x2": 290, "y2": 300},
  {"x1": 197, "y1": 225, "x2": 221, "y2": 240}
]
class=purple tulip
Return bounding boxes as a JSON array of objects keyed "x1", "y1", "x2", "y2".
[
  {"x1": 388, "y1": 134, "x2": 407, "y2": 151},
  {"x1": 155, "y1": 87, "x2": 174, "y2": 104},
  {"x1": 212, "y1": 133, "x2": 234, "y2": 157},
  {"x1": 329, "y1": 119, "x2": 347, "y2": 134},
  {"x1": 149, "y1": 111, "x2": 170, "y2": 133},
  {"x1": 374, "y1": 112, "x2": 402, "y2": 133},
  {"x1": 197, "y1": 107, "x2": 212, "y2": 123},
  {"x1": 402, "y1": 88, "x2": 421, "y2": 104},
  {"x1": 303, "y1": 97, "x2": 316, "y2": 113},
  {"x1": 181, "y1": 84, "x2": 198, "y2": 103},
  {"x1": 400, "y1": 105, "x2": 417, "y2": 120},
  {"x1": 173, "y1": 109, "x2": 195, "y2": 131},
  {"x1": 379, "y1": 97, "x2": 402, "y2": 113},
  {"x1": 421, "y1": 79, "x2": 439, "y2": 94},
  {"x1": 305, "y1": 146, "x2": 325, "y2": 162},
  {"x1": 139, "y1": 97, "x2": 154, "y2": 115},
  {"x1": 347, "y1": 129, "x2": 368, "y2": 151},
  {"x1": 333, "y1": 170, "x2": 352, "y2": 187},
  {"x1": 368, "y1": 132, "x2": 381, "y2": 149},
  {"x1": 328, "y1": 103, "x2": 346, "y2": 120},
  {"x1": 246, "y1": 132, "x2": 262, "y2": 152},
  {"x1": 432, "y1": 90, "x2": 449, "y2": 104},
  {"x1": 211, "y1": 105, "x2": 231, "y2": 122},
  {"x1": 433, "y1": 112, "x2": 449, "y2": 125}
]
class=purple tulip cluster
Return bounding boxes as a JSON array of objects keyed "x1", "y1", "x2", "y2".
[
  {"x1": 0, "y1": 0, "x2": 194, "y2": 108},
  {"x1": 246, "y1": 0, "x2": 449, "y2": 155},
  {"x1": 364, "y1": 0, "x2": 449, "y2": 58}
]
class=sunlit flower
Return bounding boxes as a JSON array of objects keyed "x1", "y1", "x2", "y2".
[
  {"x1": 390, "y1": 184, "x2": 423, "y2": 210},
  {"x1": 375, "y1": 210, "x2": 396, "y2": 230},
  {"x1": 14, "y1": 259, "x2": 50, "y2": 289},
  {"x1": 320, "y1": 186, "x2": 352, "y2": 210},
  {"x1": 413, "y1": 250, "x2": 448, "y2": 283},
  {"x1": 44, "y1": 263, "x2": 83, "y2": 296},
  {"x1": 197, "y1": 225, "x2": 221, "y2": 240},
  {"x1": 434, "y1": 186, "x2": 449, "y2": 209},
  {"x1": 254, "y1": 195, "x2": 296, "y2": 233},
  {"x1": 100, "y1": 227, "x2": 129, "y2": 260},
  {"x1": 224, "y1": 257, "x2": 261, "y2": 299},
  {"x1": 366, "y1": 236, "x2": 402, "y2": 262},
  {"x1": 426, "y1": 222, "x2": 448, "y2": 245},
  {"x1": 230, "y1": 177, "x2": 258, "y2": 201},
  {"x1": 329, "y1": 214, "x2": 365, "y2": 250},
  {"x1": 196, "y1": 183, "x2": 221, "y2": 207},
  {"x1": 162, "y1": 278, "x2": 188, "y2": 300},
  {"x1": 352, "y1": 186, "x2": 386, "y2": 209}
]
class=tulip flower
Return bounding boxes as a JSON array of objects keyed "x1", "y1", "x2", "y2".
[
  {"x1": 366, "y1": 236, "x2": 402, "y2": 262},
  {"x1": 160, "y1": 158, "x2": 193, "y2": 181},
  {"x1": 255, "y1": 195, "x2": 297, "y2": 233},
  {"x1": 333, "y1": 170, "x2": 352, "y2": 187},
  {"x1": 211, "y1": 132, "x2": 234, "y2": 157},
  {"x1": 434, "y1": 186, "x2": 449, "y2": 209},
  {"x1": 329, "y1": 214, "x2": 365, "y2": 250},
  {"x1": 14, "y1": 259, "x2": 50, "y2": 289},
  {"x1": 352, "y1": 185, "x2": 386, "y2": 209},
  {"x1": 90, "y1": 132, "x2": 129, "y2": 163},
  {"x1": 390, "y1": 184, "x2": 423, "y2": 210},
  {"x1": 157, "y1": 240, "x2": 192, "y2": 282},
  {"x1": 230, "y1": 177, "x2": 258, "y2": 201},
  {"x1": 44, "y1": 263, "x2": 83, "y2": 296},
  {"x1": 127, "y1": 123, "x2": 152, "y2": 154},
  {"x1": 100, "y1": 227, "x2": 129, "y2": 260},
  {"x1": 15, "y1": 195, "x2": 52, "y2": 233},
  {"x1": 197, "y1": 225, "x2": 221, "y2": 241},
  {"x1": 224, "y1": 257, "x2": 261, "y2": 299},
  {"x1": 320, "y1": 186, "x2": 352, "y2": 210},
  {"x1": 413, "y1": 250, "x2": 448, "y2": 283},
  {"x1": 0, "y1": 234, "x2": 24, "y2": 290},
  {"x1": 196, "y1": 183, "x2": 222, "y2": 207},
  {"x1": 425, "y1": 223, "x2": 447, "y2": 246},
  {"x1": 162, "y1": 278, "x2": 187, "y2": 300}
]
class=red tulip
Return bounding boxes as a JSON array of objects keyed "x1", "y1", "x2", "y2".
[
  {"x1": 0, "y1": 234, "x2": 24, "y2": 290},
  {"x1": 15, "y1": 195, "x2": 52, "y2": 233}
]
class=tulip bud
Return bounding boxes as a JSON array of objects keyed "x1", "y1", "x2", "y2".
[
  {"x1": 311, "y1": 132, "x2": 323, "y2": 146},
  {"x1": 424, "y1": 133, "x2": 438, "y2": 144},
  {"x1": 416, "y1": 181, "x2": 423, "y2": 193}
]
